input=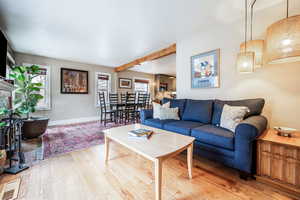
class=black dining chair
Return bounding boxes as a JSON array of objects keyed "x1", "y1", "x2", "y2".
[
  {"x1": 99, "y1": 92, "x2": 116, "y2": 126},
  {"x1": 137, "y1": 93, "x2": 148, "y2": 109},
  {"x1": 145, "y1": 93, "x2": 151, "y2": 109},
  {"x1": 120, "y1": 93, "x2": 126, "y2": 103},
  {"x1": 109, "y1": 93, "x2": 124, "y2": 123},
  {"x1": 136, "y1": 93, "x2": 148, "y2": 120},
  {"x1": 109, "y1": 93, "x2": 119, "y2": 110},
  {"x1": 120, "y1": 92, "x2": 137, "y2": 124}
]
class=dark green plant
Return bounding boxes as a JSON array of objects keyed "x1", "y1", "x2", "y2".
[
  {"x1": 9, "y1": 65, "x2": 44, "y2": 119},
  {"x1": 0, "y1": 107, "x2": 8, "y2": 127}
]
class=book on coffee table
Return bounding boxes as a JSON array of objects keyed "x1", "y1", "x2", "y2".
[{"x1": 128, "y1": 129, "x2": 153, "y2": 139}]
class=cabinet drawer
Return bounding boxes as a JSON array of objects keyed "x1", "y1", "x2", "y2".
[{"x1": 260, "y1": 142, "x2": 300, "y2": 161}]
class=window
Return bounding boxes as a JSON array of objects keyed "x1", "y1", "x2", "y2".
[
  {"x1": 95, "y1": 72, "x2": 111, "y2": 106},
  {"x1": 6, "y1": 52, "x2": 15, "y2": 79},
  {"x1": 134, "y1": 78, "x2": 149, "y2": 93},
  {"x1": 24, "y1": 64, "x2": 51, "y2": 110}
]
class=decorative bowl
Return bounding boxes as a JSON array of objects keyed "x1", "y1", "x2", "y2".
[{"x1": 274, "y1": 127, "x2": 298, "y2": 137}]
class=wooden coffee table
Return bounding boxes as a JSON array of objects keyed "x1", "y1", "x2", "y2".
[{"x1": 103, "y1": 124, "x2": 195, "y2": 200}]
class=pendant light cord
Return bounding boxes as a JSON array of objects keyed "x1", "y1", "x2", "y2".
[
  {"x1": 245, "y1": 0, "x2": 248, "y2": 52},
  {"x1": 250, "y1": 0, "x2": 257, "y2": 41},
  {"x1": 286, "y1": 0, "x2": 289, "y2": 18}
]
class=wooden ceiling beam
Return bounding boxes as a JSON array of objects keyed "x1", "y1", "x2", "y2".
[{"x1": 114, "y1": 43, "x2": 176, "y2": 72}]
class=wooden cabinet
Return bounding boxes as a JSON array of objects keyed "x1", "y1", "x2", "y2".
[{"x1": 257, "y1": 129, "x2": 300, "y2": 198}]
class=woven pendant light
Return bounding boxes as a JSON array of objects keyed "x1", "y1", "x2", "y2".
[
  {"x1": 240, "y1": 0, "x2": 264, "y2": 69},
  {"x1": 237, "y1": 51, "x2": 255, "y2": 73},
  {"x1": 264, "y1": 0, "x2": 300, "y2": 64},
  {"x1": 240, "y1": 40, "x2": 264, "y2": 68},
  {"x1": 237, "y1": 0, "x2": 255, "y2": 73}
]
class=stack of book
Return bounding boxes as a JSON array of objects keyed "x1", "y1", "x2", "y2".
[{"x1": 128, "y1": 129, "x2": 153, "y2": 140}]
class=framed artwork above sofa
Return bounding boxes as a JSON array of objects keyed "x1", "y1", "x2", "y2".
[{"x1": 191, "y1": 49, "x2": 220, "y2": 89}]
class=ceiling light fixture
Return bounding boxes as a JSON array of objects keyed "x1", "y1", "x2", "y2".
[
  {"x1": 237, "y1": 0, "x2": 255, "y2": 73},
  {"x1": 240, "y1": 0, "x2": 264, "y2": 69},
  {"x1": 264, "y1": 0, "x2": 300, "y2": 64}
]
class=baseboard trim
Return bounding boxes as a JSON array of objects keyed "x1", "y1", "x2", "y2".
[{"x1": 48, "y1": 116, "x2": 99, "y2": 126}]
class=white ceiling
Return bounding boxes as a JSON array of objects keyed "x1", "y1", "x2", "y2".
[{"x1": 0, "y1": 0, "x2": 284, "y2": 71}]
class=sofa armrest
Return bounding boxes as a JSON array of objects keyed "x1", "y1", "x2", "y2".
[
  {"x1": 234, "y1": 115, "x2": 268, "y2": 173},
  {"x1": 140, "y1": 109, "x2": 153, "y2": 123},
  {"x1": 235, "y1": 115, "x2": 268, "y2": 141}
]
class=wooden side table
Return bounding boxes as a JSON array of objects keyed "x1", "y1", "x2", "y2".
[{"x1": 256, "y1": 129, "x2": 300, "y2": 197}]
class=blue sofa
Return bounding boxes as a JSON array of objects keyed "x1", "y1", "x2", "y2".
[{"x1": 141, "y1": 98, "x2": 267, "y2": 176}]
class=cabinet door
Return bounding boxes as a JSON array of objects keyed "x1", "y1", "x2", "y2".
[
  {"x1": 270, "y1": 144, "x2": 285, "y2": 180},
  {"x1": 284, "y1": 146, "x2": 300, "y2": 188},
  {"x1": 258, "y1": 142, "x2": 271, "y2": 176},
  {"x1": 260, "y1": 151, "x2": 272, "y2": 176}
]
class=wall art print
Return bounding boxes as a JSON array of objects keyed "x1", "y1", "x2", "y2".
[{"x1": 191, "y1": 49, "x2": 220, "y2": 89}]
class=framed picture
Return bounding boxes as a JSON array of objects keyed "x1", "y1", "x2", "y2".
[
  {"x1": 61, "y1": 68, "x2": 88, "y2": 94},
  {"x1": 119, "y1": 78, "x2": 132, "y2": 89},
  {"x1": 191, "y1": 49, "x2": 220, "y2": 89}
]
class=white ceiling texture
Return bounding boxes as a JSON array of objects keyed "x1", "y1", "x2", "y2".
[{"x1": 0, "y1": 0, "x2": 285, "y2": 75}]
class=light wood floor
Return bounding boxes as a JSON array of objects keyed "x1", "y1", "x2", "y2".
[{"x1": 0, "y1": 141, "x2": 296, "y2": 200}]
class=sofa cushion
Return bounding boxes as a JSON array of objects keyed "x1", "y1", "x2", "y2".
[
  {"x1": 161, "y1": 98, "x2": 186, "y2": 119},
  {"x1": 182, "y1": 99, "x2": 213, "y2": 124},
  {"x1": 212, "y1": 98, "x2": 265, "y2": 126},
  {"x1": 164, "y1": 120, "x2": 204, "y2": 136},
  {"x1": 220, "y1": 104, "x2": 250, "y2": 132},
  {"x1": 143, "y1": 119, "x2": 178, "y2": 129},
  {"x1": 191, "y1": 125, "x2": 234, "y2": 150},
  {"x1": 153, "y1": 102, "x2": 170, "y2": 119}
]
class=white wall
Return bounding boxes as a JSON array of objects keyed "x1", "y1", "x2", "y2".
[
  {"x1": 15, "y1": 53, "x2": 116, "y2": 123},
  {"x1": 117, "y1": 70, "x2": 155, "y2": 96},
  {"x1": 176, "y1": 4, "x2": 300, "y2": 129},
  {"x1": 15, "y1": 53, "x2": 155, "y2": 124}
]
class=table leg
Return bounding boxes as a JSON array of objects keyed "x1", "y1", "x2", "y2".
[
  {"x1": 154, "y1": 158, "x2": 162, "y2": 200},
  {"x1": 187, "y1": 143, "x2": 193, "y2": 179},
  {"x1": 104, "y1": 135, "x2": 110, "y2": 163}
]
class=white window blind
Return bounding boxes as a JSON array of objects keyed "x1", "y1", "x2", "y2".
[
  {"x1": 134, "y1": 79, "x2": 149, "y2": 93},
  {"x1": 31, "y1": 67, "x2": 51, "y2": 110},
  {"x1": 96, "y1": 73, "x2": 111, "y2": 106},
  {"x1": 23, "y1": 63, "x2": 51, "y2": 110}
]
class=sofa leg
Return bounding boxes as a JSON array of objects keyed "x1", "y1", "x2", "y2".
[{"x1": 239, "y1": 171, "x2": 254, "y2": 180}]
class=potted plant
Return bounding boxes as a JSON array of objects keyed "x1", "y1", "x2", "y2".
[{"x1": 10, "y1": 65, "x2": 49, "y2": 139}]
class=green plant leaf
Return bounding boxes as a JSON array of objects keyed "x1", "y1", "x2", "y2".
[
  {"x1": 9, "y1": 74, "x2": 17, "y2": 79},
  {"x1": 29, "y1": 87, "x2": 41, "y2": 92},
  {"x1": 32, "y1": 82, "x2": 43, "y2": 87},
  {"x1": 0, "y1": 122, "x2": 7, "y2": 127},
  {"x1": 30, "y1": 93, "x2": 44, "y2": 99},
  {"x1": 17, "y1": 107, "x2": 30, "y2": 114},
  {"x1": 0, "y1": 108, "x2": 9, "y2": 115},
  {"x1": 17, "y1": 74, "x2": 26, "y2": 81},
  {"x1": 13, "y1": 98, "x2": 23, "y2": 105}
]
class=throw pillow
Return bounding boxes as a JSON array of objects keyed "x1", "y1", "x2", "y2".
[
  {"x1": 159, "y1": 107, "x2": 180, "y2": 120},
  {"x1": 152, "y1": 102, "x2": 170, "y2": 119},
  {"x1": 220, "y1": 104, "x2": 250, "y2": 132}
]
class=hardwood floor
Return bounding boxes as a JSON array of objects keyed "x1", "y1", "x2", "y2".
[{"x1": 0, "y1": 141, "x2": 297, "y2": 200}]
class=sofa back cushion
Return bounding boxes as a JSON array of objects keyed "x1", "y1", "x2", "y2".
[
  {"x1": 212, "y1": 98, "x2": 265, "y2": 126},
  {"x1": 161, "y1": 98, "x2": 186, "y2": 119},
  {"x1": 182, "y1": 99, "x2": 213, "y2": 124}
]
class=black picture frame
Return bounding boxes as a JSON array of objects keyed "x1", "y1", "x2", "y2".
[
  {"x1": 61, "y1": 68, "x2": 89, "y2": 94},
  {"x1": 119, "y1": 78, "x2": 132, "y2": 89}
]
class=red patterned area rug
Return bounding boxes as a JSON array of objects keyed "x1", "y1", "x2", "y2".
[{"x1": 43, "y1": 121, "x2": 128, "y2": 159}]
